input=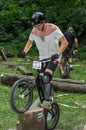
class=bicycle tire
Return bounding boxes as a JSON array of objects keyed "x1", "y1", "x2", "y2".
[
  {"x1": 45, "y1": 102, "x2": 60, "y2": 130},
  {"x1": 9, "y1": 79, "x2": 33, "y2": 114},
  {"x1": 65, "y1": 63, "x2": 70, "y2": 79}
]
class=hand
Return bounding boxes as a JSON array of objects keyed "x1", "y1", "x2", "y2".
[
  {"x1": 51, "y1": 54, "x2": 59, "y2": 61},
  {"x1": 73, "y1": 48, "x2": 78, "y2": 54},
  {"x1": 18, "y1": 51, "x2": 26, "y2": 58}
]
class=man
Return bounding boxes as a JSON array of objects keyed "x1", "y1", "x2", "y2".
[
  {"x1": 20, "y1": 11, "x2": 68, "y2": 108},
  {"x1": 60, "y1": 27, "x2": 78, "y2": 78}
]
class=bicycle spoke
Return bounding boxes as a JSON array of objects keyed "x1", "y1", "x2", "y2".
[
  {"x1": 13, "y1": 86, "x2": 29, "y2": 110},
  {"x1": 10, "y1": 79, "x2": 33, "y2": 113}
]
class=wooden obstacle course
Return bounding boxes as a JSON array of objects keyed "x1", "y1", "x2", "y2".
[{"x1": 1, "y1": 73, "x2": 86, "y2": 93}]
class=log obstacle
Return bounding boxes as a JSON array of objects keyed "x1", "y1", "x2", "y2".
[
  {"x1": 0, "y1": 47, "x2": 7, "y2": 61},
  {"x1": 0, "y1": 73, "x2": 34, "y2": 86},
  {"x1": 17, "y1": 98, "x2": 45, "y2": 130},
  {"x1": 53, "y1": 78, "x2": 86, "y2": 93},
  {"x1": 1, "y1": 73, "x2": 86, "y2": 93}
]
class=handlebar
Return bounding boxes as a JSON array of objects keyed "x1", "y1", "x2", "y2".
[
  {"x1": 23, "y1": 56, "x2": 51, "y2": 70},
  {"x1": 23, "y1": 56, "x2": 51, "y2": 63}
]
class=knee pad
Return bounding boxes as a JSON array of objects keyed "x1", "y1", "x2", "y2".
[
  {"x1": 44, "y1": 83, "x2": 52, "y2": 100},
  {"x1": 36, "y1": 75, "x2": 45, "y2": 97},
  {"x1": 42, "y1": 72, "x2": 52, "y2": 84},
  {"x1": 42, "y1": 72, "x2": 52, "y2": 100}
]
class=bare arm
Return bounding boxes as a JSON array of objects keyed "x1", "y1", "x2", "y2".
[
  {"x1": 23, "y1": 40, "x2": 33, "y2": 53},
  {"x1": 74, "y1": 38, "x2": 78, "y2": 48},
  {"x1": 74, "y1": 38, "x2": 78, "y2": 54},
  {"x1": 56, "y1": 36, "x2": 69, "y2": 55}
]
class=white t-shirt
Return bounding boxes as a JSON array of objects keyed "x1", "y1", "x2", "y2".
[{"x1": 29, "y1": 23, "x2": 64, "y2": 62}]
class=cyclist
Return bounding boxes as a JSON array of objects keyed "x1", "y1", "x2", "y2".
[
  {"x1": 60, "y1": 27, "x2": 78, "y2": 78},
  {"x1": 19, "y1": 11, "x2": 68, "y2": 108}
]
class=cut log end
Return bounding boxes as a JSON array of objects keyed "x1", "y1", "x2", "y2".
[{"x1": 18, "y1": 99, "x2": 45, "y2": 130}]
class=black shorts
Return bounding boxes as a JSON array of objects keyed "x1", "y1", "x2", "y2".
[
  {"x1": 62, "y1": 47, "x2": 73, "y2": 58},
  {"x1": 39, "y1": 61, "x2": 58, "y2": 73}
]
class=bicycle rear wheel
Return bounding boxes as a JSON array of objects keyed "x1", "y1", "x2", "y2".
[
  {"x1": 45, "y1": 102, "x2": 59, "y2": 130},
  {"x1": 10, "y1": 79, "x2": 33, "y2": 114},
  {"x1": 65, "y1": 63, "x2": 70, "y2": 79}
]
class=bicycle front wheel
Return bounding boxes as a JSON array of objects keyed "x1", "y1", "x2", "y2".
[
  {"x1": 45, "y1": 102, "x2": 60, "y2": 130},
  {"x1": 10, "y1": 79, "x2": 33, "y2": 114}
]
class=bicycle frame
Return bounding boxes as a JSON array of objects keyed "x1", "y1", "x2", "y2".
[{"x1": 9, "y1": 56, "x2": 60, "y2": 130}]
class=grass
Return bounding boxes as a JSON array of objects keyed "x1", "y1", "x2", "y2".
[
  {"x1": 0, "y1": 84, "x2": 18, "y2": 130},
  {"x1": 0, "y1": 57, "x2": 86, "y2": 130},
  {"x1": 55, "y1": 92, "x2": 86, "y2": 130},
  {"x1": 55, "y1": 59, "x2": 86, "y2": 82}
]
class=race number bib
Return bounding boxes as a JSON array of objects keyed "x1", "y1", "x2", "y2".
[{"x1": 32, "y1": 61, "x2": 42, "y2": 69}]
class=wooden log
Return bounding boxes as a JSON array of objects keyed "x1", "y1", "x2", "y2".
[
  {"x1": 1, "y1": 74, "x2": 85, "y2": 86},
  {"x1": 0, "y1": 48, "x2": 7, "y2": 61},
  {"x1": 0, "y1": 73, "x2": 86, "y2": 93},
  {"x1": 53, "y1": 81, "x2": 86, "y2": 93},
  {"x1": 18, "y1": 98, "x2": 45, "y2": 130},
  {"x1": 53, "y1": 78, "x2": 85, "y2": 84},
  {"x1": 0, "y1": 73, "x2": 34, "y2": 86}
]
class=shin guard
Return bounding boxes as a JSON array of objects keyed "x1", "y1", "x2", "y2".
[{"x1": 44, "y1": 83, "x2": 52, "y2": 100}]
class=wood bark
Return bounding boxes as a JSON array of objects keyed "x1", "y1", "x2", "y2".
[
  {"x1": 17, "y1": 98, "x2": 45, "y2": 130},
  {"x1": 52, "y1": 78, "x2": 86, "y2": 93},
  {"x1": 53, "y1": 78, "x2": 85, "y2": 84},
  {"x1": 53, "y1": 80, "x2": 86, "y2": 93},
  {"x1": 0, "y1": 73, "x2": 34, "y2": 86},
  {"x1": 0, "y1": 49, "x2": 7, "y2": 61},
  {"x1": 0, "y1": 73, "x2": 86, "y2": 93}
]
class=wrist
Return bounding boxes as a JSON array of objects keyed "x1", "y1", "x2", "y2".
[
  {"x1": 24, "y1": 51, "x2": 27, "y2": 54},
  {"x1": 51, "y1": 54, "x2": 59, "y2": 61},
  {"x1": 56, "y1": 53, "x2": 59, "y2": 56}
]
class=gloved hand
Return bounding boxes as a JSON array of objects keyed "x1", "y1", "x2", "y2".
[
  {"x1": 18, "y1": 51, "x2": 26, "y2": 58},
  {"x1": 51, "y1": 54, "x2": 59, "y2": 61}
]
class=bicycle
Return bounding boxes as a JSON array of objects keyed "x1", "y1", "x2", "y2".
[
  {"x1": 9, "y1": 57, "x2": 60, "y2": 130},
  {"x1": 60, "y1": 47, "x2": 78, "y2": 79}
]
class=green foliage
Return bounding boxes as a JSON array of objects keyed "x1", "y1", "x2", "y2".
[
  {"x1": 0, "y1": 85, "x2": 18, "y2": 130},
  {"x1": 0, "y1": 0, "x2": 86, "y2": 51},
  {"x1": 58, "y1": 7, "x2": 86, "y2": 36}
]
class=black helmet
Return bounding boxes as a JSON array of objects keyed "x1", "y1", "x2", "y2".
[{"x1": 31, "y1": 12, "x2": 46, "y2": 25}]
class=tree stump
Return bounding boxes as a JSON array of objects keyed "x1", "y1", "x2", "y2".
[{"x1": 17, "y1": 98, "x2": 45, "y2": 130}]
